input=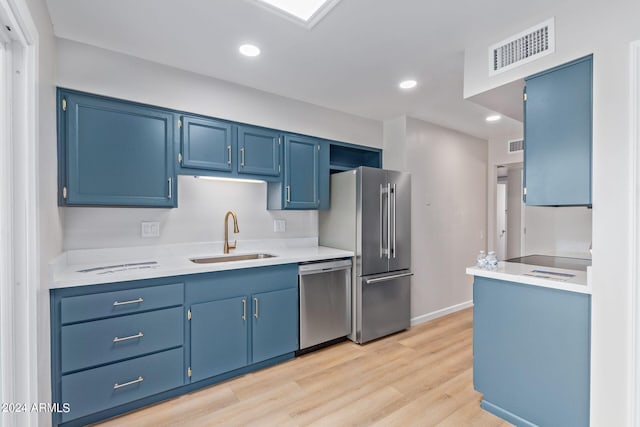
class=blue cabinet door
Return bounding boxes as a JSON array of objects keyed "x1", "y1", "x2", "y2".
[
  {"x1": 473, "y1": 277, "x2": 590, "y2": 427},
  {"x1": 61, "y1": 91, "x2": 175, "y2": 207},
  {"x1": 190, "y1": 296, "x2": 248, "y2": 382},
  {"x1": 237, "y1": 125, "x2": 281, "y2": 176},
  {"x1": 524, "y1": 55, "x2": 592, "y2": 206},
  {"x1": 283, "y1": 134, "x2": 320, "y2": 209},
  {"x1": 181, "y1": 116, "x2": 233, "y2": 172},
  {"x1": 251, "y1": 287, "x2": 299, "y2": 364}
]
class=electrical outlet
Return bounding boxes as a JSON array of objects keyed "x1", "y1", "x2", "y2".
[
  {"x1": 273, "y1": 219, "x2": 286, "y2": 233},
  {"x1": 141, "y1": 221, "x2": 160, "y2": 238}
]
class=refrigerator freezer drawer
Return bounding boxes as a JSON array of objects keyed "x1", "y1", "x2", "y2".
[{"x1": 357, "y1": 271, "x2": 411, "y2": 343}]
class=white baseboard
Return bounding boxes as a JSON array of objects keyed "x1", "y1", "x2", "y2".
[{"x1": 410, "y1": 300, "x2": 474, "y2": 326}]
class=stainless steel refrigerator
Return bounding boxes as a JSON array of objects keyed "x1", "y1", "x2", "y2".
[{"x1": 319, "y1": 167, "x2": 411, "y2": 343}]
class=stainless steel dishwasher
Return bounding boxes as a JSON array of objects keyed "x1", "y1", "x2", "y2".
[{"x1": 298, "y1": 258, "x2": 352, "y2": 350}]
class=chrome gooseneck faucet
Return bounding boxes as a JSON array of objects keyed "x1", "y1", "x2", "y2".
[{"x1": 224, "y1": 211, "x2": 240, "y2": 254}]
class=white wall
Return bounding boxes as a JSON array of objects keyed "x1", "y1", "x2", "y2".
[
  {"x1": 384, "y1": 116, "x2": 487, "y2": 321},
  {"x1": 382, "y1": 116, "x2": 407, "y2": 169},
  {"x1": 464, "y1": 1, "x2": 640, "y2": 423},
  {"x1": 25, "y1": 0, "x2": 59, "y2": 424},
  {"x1": 56, "y1": 38, "x2": 382, "y2": 148},
  {"x1": 63, "y1": 176, "x2": 318, "y2": 250}
]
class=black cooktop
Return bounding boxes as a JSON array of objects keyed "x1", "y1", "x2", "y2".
[{"x1": 505, "y1": 255, "x2": 592, "y2": 272}]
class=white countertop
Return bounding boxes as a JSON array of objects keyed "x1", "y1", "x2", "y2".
[
  {"x1": 50, "y1": 238, "x2": 353, "y2": 289},
  {"x1": 466, "y1": 261, "x2": 591, "y2": 295}
]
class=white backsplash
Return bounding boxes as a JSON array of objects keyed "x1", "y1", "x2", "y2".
[
  {"x1": 62, "y1": 176, "x2": 318, "y2": 250},
  {"x1": 524, "y1": 206, "x2": 592, "y2": 259}
]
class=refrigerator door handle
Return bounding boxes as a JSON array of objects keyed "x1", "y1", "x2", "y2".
[
  {"x1": 380, "y1": 184, "x2": 389, "y2": 258},
  {"x1": 387, "y1": 183, "x2": 392, "y2": 259},
  {"x1": 392, "y1": 183, "x2": 397, "y2": 258},
  {"x1": 365, "y1": 272, "x2": 413, "y2": 284}
]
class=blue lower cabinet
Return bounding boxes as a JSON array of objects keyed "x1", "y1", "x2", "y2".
[
  {"x1": 186, "y1": 264, "x2": 299, "y2": 383},
  {"x1": 189, "y1": 296, "x2": 248, "y2": 382},
  {"x1": 60, "y1": 283, "x2": 183, "y2": 324},
  {"x1": 473, "y1": 276, "x2": 590, "y2": 427},
  {"x1": 51, "y1": 265, "x2": 299, "y2": 426},
  {"x1": 61, "y1": 307, "x2": 183, "y2": 373},
  {"x1": 61, "y1": 348, "x2": 184, "y2": 423},
  {"x1": 251, "y1": 287, "x2": 299, "y2": 363}
]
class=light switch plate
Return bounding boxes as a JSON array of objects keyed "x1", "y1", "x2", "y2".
[
  {"x1": 141, "y1": 221, "x2": 160, "y2": 238},
  {"x1": 274, "y1": 219, "x2": 286, "y2": 233}
]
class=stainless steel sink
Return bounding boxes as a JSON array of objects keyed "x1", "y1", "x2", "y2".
[{"x1": 190, "y1": 253, "x2": 276, "y2": 264}]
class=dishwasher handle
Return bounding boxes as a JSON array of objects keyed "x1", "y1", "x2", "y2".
[{"x1": 298, "y1": 259, "x2": 352, "y2": 275}]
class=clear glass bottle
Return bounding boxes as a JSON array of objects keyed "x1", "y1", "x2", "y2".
[
  {"x1": 476, "y1": 250, "x2": 487, "y2": 268},
  {"x1": 486, "y1": 251, "x2": 498, "y2": 270}
]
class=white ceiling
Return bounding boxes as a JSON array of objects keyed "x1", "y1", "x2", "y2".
[{"x1": 45, "y1": 0, "x2": 566, "y2": 140}]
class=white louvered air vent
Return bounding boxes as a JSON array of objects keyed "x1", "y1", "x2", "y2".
[
  {"x1": 489, "y1": 18, "x2": 555, "y2": 75},
  {"x1": 508, "y1": 138, "x2": 524, "y2": 153}
]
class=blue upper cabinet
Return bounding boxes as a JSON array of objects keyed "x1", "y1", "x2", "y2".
[
  {"x1": 328, "y1": 143, "x2": 382, "y2": 173},
  {"x1": 58, "y1": 89, "x2": 176, "y2": 207},
  {"x1": 524, "y1": 55, "x2": 592, "y2": 206},
  {"x1": 281, "y1": 134, "x2": 320, "y2": 209},
  {"x1": 180, "y1": 116, "x2": 233, "y2": 172},
  {"x1": 237, "y1": 125, "x2": 281, "y2": 177}
]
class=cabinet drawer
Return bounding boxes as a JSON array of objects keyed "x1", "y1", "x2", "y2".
[
  {"x1": 61, "y1": 283, "x2": 183, "y2": 324},
  {"x1": 61, "y1": 347, "x2": 184, "y2": 423},
  {"x1": 61, "y1": 307, "x2": 183, "y2": 373}
]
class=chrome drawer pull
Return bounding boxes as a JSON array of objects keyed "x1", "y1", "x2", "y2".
[
  {"x1": 113, "y1": 376, "x2": 144, "y2": 390},
  {"x1": 113, "y1": 298, "x2": 144, "y2": 306},
  {"x1": 113, "y1": 332, "x2": 144, "y2": 343}
]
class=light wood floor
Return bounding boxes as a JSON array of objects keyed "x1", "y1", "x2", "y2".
[{"x1": 97, "y1": 308, "x2": 510, "y2": 426}]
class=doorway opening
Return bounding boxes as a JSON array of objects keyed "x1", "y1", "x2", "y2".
[{"x1": 495, "y1": 163, "x2": 525, "y2": 260}]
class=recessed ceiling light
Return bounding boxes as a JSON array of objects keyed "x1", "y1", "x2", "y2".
[
  {"x1": 486, "y1": 114, "x2": 502, "y2": 122},
  {"x1": 256, "y1": 0, "x2": 336, "y2": 22},
  {"x1": 399, "y1": 80, "x2": 417, "y2": 90},
  {"x1": 239, "y1": 44, "x2": 261, "y2": 57}
]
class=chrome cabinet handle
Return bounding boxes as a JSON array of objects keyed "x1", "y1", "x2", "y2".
[
  {"x1": 114, "y1": 376, "x2": 144, "y2": 390},
  {"x1": 227, "y1": 145, "x2": 232, "y2": 165},
  {"x1": 113, "y1": 332, "x2": 144, "y2": 343},
  {"x1": 240, "y1": 147, "x2": 245, "y2": 167},
  {"x1": 286, "y1": 185, "x2": 291, "y2": 203},
  {"x1": 242, "y1": 299, "x2": 247, "y2": 320},
  {"x1": 365, "y1": 272, "x2": 413, "y2": 284},
  {"x1": 113, "y1": 298, "x2": 144, "y2": 306},
  {"x1": 168, "y1": 178, "x2": 172, "y2": 199},
  {"x1": 392, "y1": 183, "x2": 397, "y2": 258},
  {"x1": 253, "y1": 297, "x2": 259, "y2": 318}
]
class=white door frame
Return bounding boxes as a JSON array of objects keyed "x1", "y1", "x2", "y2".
[
  {"x1": 0, "y1": 0, "x2": 39, "y2": 425},
  {"x1": 630, "y1": 40, "x2": 640, "y2": 427},
  {"x1": 0, "y1": 22, "x2": 14, "y2": 418}
]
